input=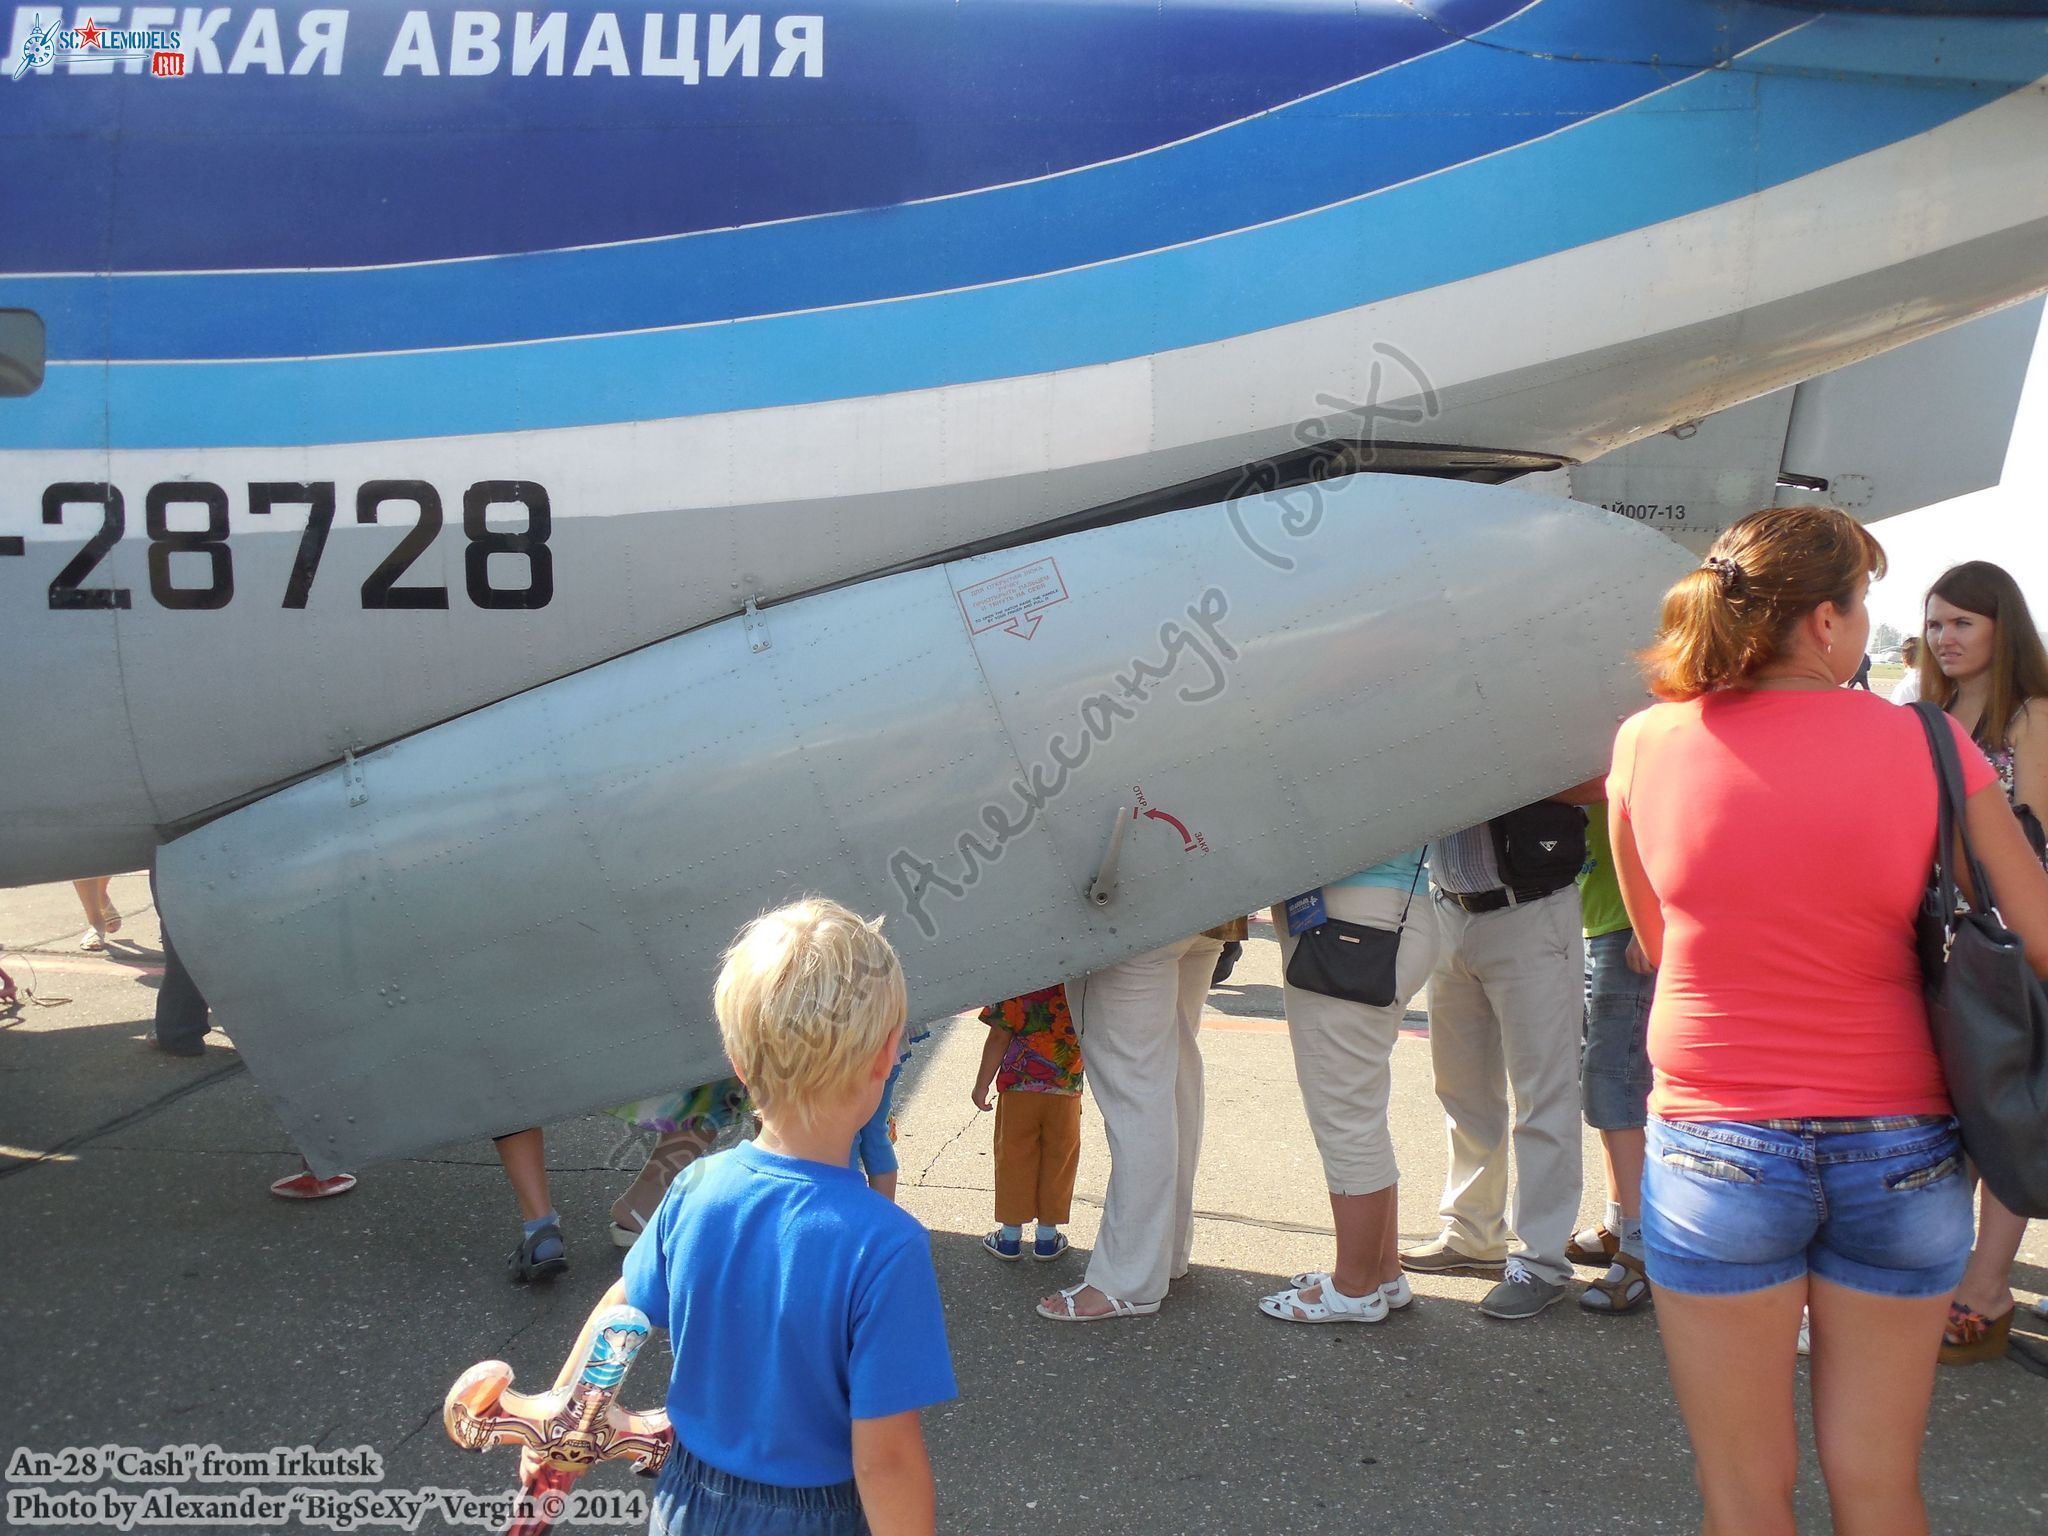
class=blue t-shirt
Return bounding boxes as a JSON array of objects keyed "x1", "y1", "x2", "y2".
[
  {"x1": 622, "y1": 1141, "x2": 956, "y2": 1488},
  {"x1": 1329, "y1": 848, "x2": 1427, "y2": 891}
]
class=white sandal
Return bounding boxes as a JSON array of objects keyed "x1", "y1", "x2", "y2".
[
  {"x1": 1035, "y1": 1283, "x2": 1159, "y2": 1322},
  {"x1": 1261, "y1": 1272, "x2": 1389, "y2": 1324},
  {"x1": 77, "y1": 927, "x2": 104, "y2": 952},
  {"x1": 1289, "y1": 1270, "x2": 1412, "y2": 1310}
]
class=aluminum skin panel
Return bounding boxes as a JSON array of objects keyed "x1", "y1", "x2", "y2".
[{"x1": 158, "y1": 478, "x2": 1688, "y2": 1170}]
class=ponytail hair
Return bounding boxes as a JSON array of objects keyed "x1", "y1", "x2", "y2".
[{"x1": 1639, "y1": 505, "x2": 1886, "y2": 701}]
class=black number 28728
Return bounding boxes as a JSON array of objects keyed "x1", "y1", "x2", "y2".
[{"x1": 38, "y1": 479, "x2": 554, "y2": 611}]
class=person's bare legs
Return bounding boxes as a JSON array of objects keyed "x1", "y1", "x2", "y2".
[
  {"x1": 1303, "y1": 1187, "x2": 1400, "y2": 1302},
  {"x1": 1950, "y1": 1187, "x2": 2027, "y2": 1322},
  {"x1": 1601, "y1": 1128, "x2": 1646, "y2": 1225},
  {"x1": 1808, "y1": 1276, "x2": 1951, "y2": 1536},
  {"x1": 609, "y1": 1125, "x2": 717, "y2": 1233},
  {"x1": 493, "y1": 1127, "x2": 553, "y2": 1221},
  {"x1": 72, "y1": 877, "x2": 111, "y2": 930},
  {"x1": 1656, "y1": 1279, "x2": 1805, "y2": 1536}
]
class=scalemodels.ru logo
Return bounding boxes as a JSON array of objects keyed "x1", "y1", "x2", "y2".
[{"x1": 11, "y1": 13, "x2": 185, "y2": 80}]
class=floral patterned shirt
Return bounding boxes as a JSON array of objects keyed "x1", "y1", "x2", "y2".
[{"x1": 980, "y1": 985, "x2": 1082, "y2": 1095}]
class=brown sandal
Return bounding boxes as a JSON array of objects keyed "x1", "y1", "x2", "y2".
[
  {"x1": 1567, "y1": 1225, "x2": 1620, "y2": 1267},
  {"x1": 1577, "y1": 1250, "x2": 1651, "y2": 1314},
  {"x1": 1940, "y1": 1301, "x2": 2013, "y2": 1366}
]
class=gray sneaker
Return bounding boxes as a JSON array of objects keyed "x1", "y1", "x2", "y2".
[
  {"x1": 1479, "y1": 1259, "x2": 1569, "y2": 1319},
  {"x1": 1398, "y1": 1234, "x2": 1507, "y2": 1280}
]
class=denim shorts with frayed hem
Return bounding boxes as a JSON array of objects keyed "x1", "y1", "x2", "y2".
[
  {"x1": 1581, "y1": 930, "x2": 1653, "y2": 1131},
  {"x1": 649, "y1": 1446, "x2": 869, "y2": 1536},
  {"x1": 1642, "y1": 1115, "x2": 1974, "y2": 1300}
]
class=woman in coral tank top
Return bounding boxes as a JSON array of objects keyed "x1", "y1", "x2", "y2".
[{"x1": 1607, "y1": 507, "x2": 2048, "y2": 1536}]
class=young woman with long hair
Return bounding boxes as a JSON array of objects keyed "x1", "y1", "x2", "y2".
[
  {"x1": 1920, "y1": 559, "x2": 2048, "y2": 1363},
  {"x1": 1607, "y1": 508, "x2": 2048, "y2": 1535}
]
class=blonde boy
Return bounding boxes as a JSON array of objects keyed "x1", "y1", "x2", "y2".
[{"x1": 598, "y1": 898, "x2": 954, "y2": 1536}]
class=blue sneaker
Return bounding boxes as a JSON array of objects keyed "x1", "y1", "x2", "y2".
[
  {"x1": 982, "y1": 1229, "x2": 1023, "y2": 1261},
  {"x1": 1033, "y1": 1231, "x2": 1070, "y2": 1261}
]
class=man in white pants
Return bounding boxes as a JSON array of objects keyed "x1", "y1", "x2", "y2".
[
  {"x1": 1036, "y1": 927, "x2": 1230, "y2": 1321},
  {"x1": 1401, "y1": 787, "x2": 1601, "y2": 1319}
]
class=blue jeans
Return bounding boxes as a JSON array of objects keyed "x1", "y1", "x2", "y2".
[
  {"x1": 650, "y1": 1446, "x2": 867, "y2": 1536},
  {"x1": 850, "y1": 1062, "x2": 904, "y2": 1178},
  {"x1": 1581, "y1": 930, "x2": 1653, "y2": 1131},
  {"x1": 1642, "y1": 1116, "x2": 1974, "y2": 1299}
]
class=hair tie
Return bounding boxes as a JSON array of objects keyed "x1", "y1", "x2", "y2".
[{"x1": 1703, "y1": 556, "x2": 1746, "y2": 596}]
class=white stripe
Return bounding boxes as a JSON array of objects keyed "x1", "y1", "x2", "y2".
[{"x1": 10, "y1": 77, "x2": 2046, "y2": 516}]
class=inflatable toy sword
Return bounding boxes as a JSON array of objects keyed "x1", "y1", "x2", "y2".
[{"x1": 444, "y1": 1303, "x2": 672, "y2": 1535}]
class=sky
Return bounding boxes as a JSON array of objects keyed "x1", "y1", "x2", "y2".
[{"x1": 1864, "y1": 307, "x2": 2048, "y2": 642}]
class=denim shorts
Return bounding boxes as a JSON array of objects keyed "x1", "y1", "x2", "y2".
[
  {"x1": 850, "y1": 1061, "x2": 904, "y2": 1178},
  {"x1": 649, "y1": 1446, "x2": 868, "y2": 1536},
  {"x1": 1642, "y1": 1115, "x2": 1974, "y2": 1299},
  {"x1": 1581, "y1": 930, "x2": 1654, "y2": 1131}
]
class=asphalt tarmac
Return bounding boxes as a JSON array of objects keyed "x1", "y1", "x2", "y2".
[{"x1": 3, "y1": 875, "x2": 2044, "y2": 1535}]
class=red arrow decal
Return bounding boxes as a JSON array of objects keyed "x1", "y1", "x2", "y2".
[
  {"x1": 1002, "y1": 613, "x2": 1042, "y2": 641},
  {"x1": 1142, "y1": 808, "x2": 1195, "y2": 848}
]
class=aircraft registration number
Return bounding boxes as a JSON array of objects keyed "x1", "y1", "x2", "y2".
[{"x1": 8, "y1": 479, "x2": 554, "y2": 612}]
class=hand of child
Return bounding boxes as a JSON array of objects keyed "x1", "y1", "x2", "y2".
[{"x1": 971, "y1": 1080, "x2": 994, "y2": 1113}]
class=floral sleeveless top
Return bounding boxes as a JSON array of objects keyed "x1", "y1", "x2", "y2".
[{"x1": 1978, "y1": 707, "x2": 2048, "y2": 869}]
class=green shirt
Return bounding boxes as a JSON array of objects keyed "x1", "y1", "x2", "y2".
[{"x1": 1578, "y1": 801, "x2": 1631, "y2": 939}]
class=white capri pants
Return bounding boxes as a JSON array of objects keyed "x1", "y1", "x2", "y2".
[{"x1": 1273, "y1": 884, "x2": 1439, "y2": 1197}]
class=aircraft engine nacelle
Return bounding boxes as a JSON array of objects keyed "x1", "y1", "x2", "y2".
[{"x1": 159, "y1": 481, "x2": 1688, "y2": 1170}]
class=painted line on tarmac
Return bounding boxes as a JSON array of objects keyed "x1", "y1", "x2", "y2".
[{"x1": 10, "y1": 957, "x2": 164, "y2": 977}]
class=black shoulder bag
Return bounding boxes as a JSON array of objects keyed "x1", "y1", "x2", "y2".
[
  {"x1": 1489, "y1": 800, "x2": 1588, "y2": 891},
  {"x1": 1912, "y1": 702, "x2": 2048, "y2": 1218},
  {"x1": 1284, "y1": 860, "x2": 1424, "y2": 1010}
]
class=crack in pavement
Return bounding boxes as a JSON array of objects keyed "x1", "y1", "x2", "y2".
[
  {"x1": 0, "y1": 1059, "x2": 246, "y2": 1180},
  {"x1": 393, "y1": 1308, "x2": 551, "y2": 1455},
  {"x1": 910, "y1": 1108, "x2": 983, "y2": 1188}
]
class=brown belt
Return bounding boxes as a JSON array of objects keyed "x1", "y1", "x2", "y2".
[{"x1": 1436, "y1": 883, "x2": 1571, "y2": 914}]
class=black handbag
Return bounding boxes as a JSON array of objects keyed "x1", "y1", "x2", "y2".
[
  {"x1": 1284, "y1": 861, "x2": 1423, "y2": 1010},
  {"x1": 1489, "y1": 800, "x2": 1588, "y2": 890},
  {"x1": 1911, "y1": 702, "x2": 2048, "y2": 1218}
]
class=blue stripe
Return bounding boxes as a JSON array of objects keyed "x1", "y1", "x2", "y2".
[
  {"x1": 3, "y1": 14, "x2": 2041, "y2": 449},
  {"x1": 0, "y1": 0, "x2": 1514, "y2": 273},
  {"x1": 7, "y1": 0, "x2": 1786, "y2": 361}
]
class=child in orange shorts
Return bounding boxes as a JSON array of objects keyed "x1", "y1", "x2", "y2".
[{"x1": 971, "y1": 986, "x2": 1083, "y2": 1261}]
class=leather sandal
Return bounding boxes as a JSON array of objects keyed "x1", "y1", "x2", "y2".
[
  {"x1": 1290, "y1": 1270, "x2": 1412, "y2": 1310},
  {"x1": 1035, "y1": 1283, "x2": 1158, "y2": 1322},
  {"x1": 1567, "y1": 1225, "x2": 1620, "y2": 1267},
  {"x1": 1260, "y1": 1273, "x2": 1388, "y2": 1325},
  {"x1": 507, "y1": 1220, "x2": 569, "y2": 1285},
  {"x1": 1577, "y1": 1250, "x2": 1651, "y2": 1314},
  {"x1": 1940, "y1": 1300, "x2": 2013, "y2": 1365}
]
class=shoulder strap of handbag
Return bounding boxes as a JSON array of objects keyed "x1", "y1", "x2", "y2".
[
  {"x1": 1394, "y1": 852, "x2": 1425, "y2": 926},
  {"x1": 1912, "y1": 701, "x2": 1997, "y2": 925}
]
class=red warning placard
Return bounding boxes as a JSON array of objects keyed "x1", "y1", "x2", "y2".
[{"x1": 957, "y1": 557, "x2": 1069, "y2": 641}]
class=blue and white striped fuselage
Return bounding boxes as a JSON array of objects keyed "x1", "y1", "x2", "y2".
[{"x1": 3, "y1": 0, "x2": 2048, "y2": 883}]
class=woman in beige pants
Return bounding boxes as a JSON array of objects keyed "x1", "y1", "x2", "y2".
[
  {"x1": 1261, "y1": 851, "x2": 1435, "y2": 1324},
  {"x1": 1036, "y1": 925, "x2": 1234, "y2": 1321}
]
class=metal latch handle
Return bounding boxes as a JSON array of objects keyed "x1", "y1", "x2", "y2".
[{"x1": 1087, "y1": 808, "x2": 1129, "y2": 908}]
